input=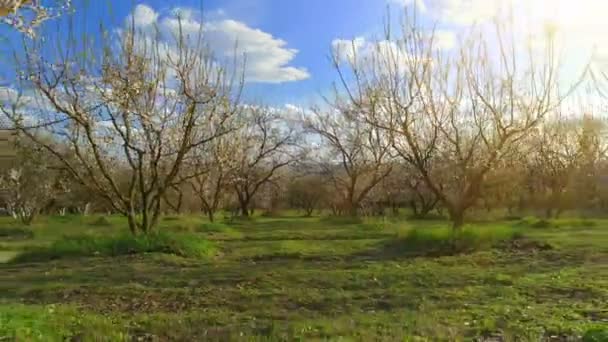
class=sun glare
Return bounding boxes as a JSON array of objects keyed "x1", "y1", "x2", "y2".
[{"x1": 525, "y1": 0, "x2": 608, "y2": 32}]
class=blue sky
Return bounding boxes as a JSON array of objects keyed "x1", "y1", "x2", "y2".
[
  {"x1": 1, "y1": 0, "x2": 607, "y2": 109},
  {"x1": 0, "y1": 0, "x2": 435, "y2": 108},
  {"x1": 119, "y1": 0, "x2": 407, "y2": 107}
]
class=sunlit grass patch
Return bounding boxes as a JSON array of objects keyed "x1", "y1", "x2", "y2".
[{"x1": 390, "y1": 224, "x2": 525, "y2": 255}]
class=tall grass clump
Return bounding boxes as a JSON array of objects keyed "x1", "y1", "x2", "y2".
[
  {"x1": 14, "y1": 232, "x2": 216, "y2": 262},
  {"x1": 392, "y1": 225, "x2": 523, "y2": 255},
  {"x1": 515, "y1": 217, "x2": 598, "y2": 230}
]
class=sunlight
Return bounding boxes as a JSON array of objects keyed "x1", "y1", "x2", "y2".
[{"x1": 527, "y1": 0, "x2": 608, "y2": 30}]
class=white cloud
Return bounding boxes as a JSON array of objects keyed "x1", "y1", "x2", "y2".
[
  {"x1": 431, "y1": 0, "x2": 503, "y2": 25},
  {"x1": 130, "y1": 4, "x2": 158, "y2": 28},
  {"x1": 0, "y1": 87, "x2": 19, "y2": 104},
  {"x1": 331, "y1": 30, "x2": 454, "y2": 70},
  {"x1": 331, "y1": 37, "x2": 367, "y2": 64},
  {"x1": 129, "y1": 4, "x2": 309, "y2": 84}
]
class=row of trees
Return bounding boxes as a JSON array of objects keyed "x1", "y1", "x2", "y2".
[
  {"x1": 1, "y1": 10, "x2": 607, "y2": 232},
  {"x1": 3, "y1": 113, "x2": 607, "y2": 227}
]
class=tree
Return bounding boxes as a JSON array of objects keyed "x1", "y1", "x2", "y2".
[
  {"x1": 526, "y1": 120, "x2": 578, "y2": 218},
  {"x1": 189, "y1": 133, "x2": 241, "y2": 222},
  {"x1": 287, "y1": 175, "x2": 328, "y2": 216},
  {"x1": 526, "y1": 115, "x2": 607, "y2": 218},
  {"x1": 0, "y1": 0, "x2": 72, "y2": 37},
  {"x1": 404, "y1": 172, "x2": 440, "y2": 219},
  {"x1": 332, "y1": 14, "x2": 567, "y2": 229},
  {"x1": 231, "y1": 107, "x2": 299, "y2": 217},
  {"x1": 2, "y1": 15, "x2": 242, "y2": 234},
  {"x1": 306, "y1": 105, "x2": 392, "y2": 217},
  {"x1": 0, "y1": 134, "x2": 67, "y2": 224}
]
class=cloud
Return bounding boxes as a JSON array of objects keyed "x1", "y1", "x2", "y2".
[
  {"x1": 331, "y1": 37, "x2": 367, "y2": 64},
  {"x1": 431, "y1": 0, "x2": 503, "y2": 25},
  {"x1": 331, "y1": 29, "x2": 455, "y2": 68},
  {"x1": 129, "y1": 4, "x2": 309, "y2": 84},
  {"x1": 129, "y1": 4, "x2": 159, "y2": 27},
  {"x1": 0, "y1": 87, "x2": 19, "y2": 104},
  {"x1": 425, "y1": 0, "x2": 608, "y2": 85}
]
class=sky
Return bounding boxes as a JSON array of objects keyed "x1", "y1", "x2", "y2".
[{"x1": 2, "y1": 0, "x2": 608, "y2": 111}]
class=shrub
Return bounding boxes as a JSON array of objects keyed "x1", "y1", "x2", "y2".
[
  {"x1": 390, "y1": 225, "x2": 523, "y2": 255},
  {"x1": 0, "y1": 227, "x2": 34, "y2": 240},
  {"x1": 14, "y1": 232, "x2": 216, "y2": 262}
]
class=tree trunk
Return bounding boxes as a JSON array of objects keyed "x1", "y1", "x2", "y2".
[
  {"x1": 392, "y1": 203, "x2": 399, "y2": 216},
  {"x1": 240, "y1": 200, "x2": 250, "y2": 217},
  {"x1": 347, "y1": 202, "x2": 358, "y2": 217},
  {"x1": 207, "y1": 210, "x2": 215, "y2": 223},
  {"x1": 450, "y1": 209, "x2": 465, "y2": 231},
  {"x1": 305, "y1": 207, "x2": 313, "y2": 217},
  {"x1": 127, "y1": 213, "x2": 137, "y2": 236},
  {"x1": 410, "y1": 200, "x2": 419, "y2": 218},
  {"x1": 545, "y1": 207, "x2": 553, "y2": 219}
]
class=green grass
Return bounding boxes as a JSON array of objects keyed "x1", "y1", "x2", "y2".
[
  {"x1": 0, "y1": 304, "x2": 126, "y2": 341},
  {"x1": 388, "y1": 224, "x2": 527, "y2": 256},
  {"x1": 1, "y1": 214, "x2": 607, "y2": 340},
  {"x1": 0, "y1": 226, "x2": 34, "y2": 240},
  {"x1": 13, "y1": 232, "x2": 216, "y2": 262}
]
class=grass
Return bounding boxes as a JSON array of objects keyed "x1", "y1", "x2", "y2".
[
  {"x1": 0, "y1": 226, "x2": 34, "y2": 240},
  {"x1": 0, "y1": 304, "x2": 126, "y2": 341},
  {"x1": 0, "y1": 214, "x2": 607, "y2": 340},
  {"x1": 13, "y1": 232, "x2": 216, "y2": 262},
  {"x1": 389, "y1": 224, "x2": 526, "y2": 255}
]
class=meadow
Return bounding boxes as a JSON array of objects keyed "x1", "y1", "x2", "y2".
[{"x1": 0, "y1": 213, "x2": 607, "y2": 341}]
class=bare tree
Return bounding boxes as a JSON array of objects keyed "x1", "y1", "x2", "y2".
[
  {"x1": 0, "y1": 134, "x2": 67, "y2": 224},
  {"x1": 188, "y1": 134, "x2": 241, "y2": 222},
  {"x1": 287, "y1": 174, "x2": 328, "y2": 217},
  {"x1": 525, "y1": 115, "x2": 607, "y2": 218},
  {"x1": 0, "y1": 0, "x2": 72, "y2": 37},
  {"x1": 306, "y1": 104, "x2": 393, "y2": 217},
  {"x1": 1, "y1": 16, "x2": 242, "y2": 234},
  {"x1": 231, "y1": 107, "x2": 299, "y2": 217},
  {"x1": 332, "y1": 13, "x2": 569, "y2": 229}
]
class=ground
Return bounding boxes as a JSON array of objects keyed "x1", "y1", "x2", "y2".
[{"x1": 0, "y1": 214, "x2": 607, "y2": 341}]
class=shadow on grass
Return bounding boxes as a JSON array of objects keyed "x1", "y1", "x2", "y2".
[{"x1": 0, "y1": 227, "x2": 34, "y2": 240}]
